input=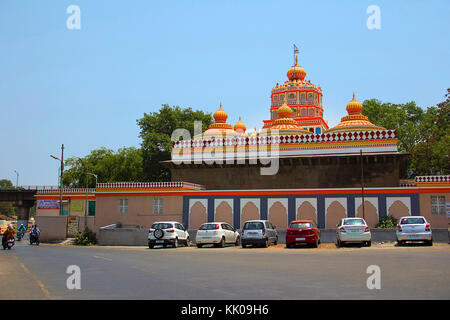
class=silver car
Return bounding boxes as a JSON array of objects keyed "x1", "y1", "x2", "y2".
[
  {"x1": 241, "y1": 220, "x2": 278, "y2": 248},
  {"x1": 336, "y1": 218, "x2": 371, "y2": 247},
  {"x1": 396, "y1": 216, "x2": 432, "y2": 246}
]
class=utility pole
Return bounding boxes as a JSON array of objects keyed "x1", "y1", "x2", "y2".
[
  {"x1": 51, "y1": 144, "x2": 64, "y2": 216},
  {"x1": 360, "y1": 149, "x2": 365, "y2": 220},
  {"x1": 14, "y1": 170, "x2": 19, "y2": 188}
]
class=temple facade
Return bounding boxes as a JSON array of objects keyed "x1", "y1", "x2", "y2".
[{"x1": 34, "y1": 52, "x2": 449, "y2": 237}]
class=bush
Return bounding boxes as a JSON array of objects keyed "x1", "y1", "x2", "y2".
[
  {"x1": 375, "y1": 216, "x2": 397, "y2": 228},
  {"x1": 73, "y1": 227, "x2": 97, "y2": 246}
]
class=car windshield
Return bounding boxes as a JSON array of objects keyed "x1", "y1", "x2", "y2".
[
  {"x1": 343, "y1": 219, "x2": 365, "y2": 226},
  {"x1": 289, "y1": 222, "x2": 313, "y2": 229},
  {"x1": 243, "y1": 222, "x2": 264, "y2": 230},
  {"x1": 199, "y1": 224, "x2": 219, "y2": 230},
  {"x1": 151, "y1": 223, "x2": 173, "y2": 229},
  {"x1": 400, "y1": 218, "x2": 425, "y2": 225}
]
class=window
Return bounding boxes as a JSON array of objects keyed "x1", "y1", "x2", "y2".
[
  {"x1": 308, "y1": 93, "x2": 313, "y2": 100},
  {"x1": 301, "y1": 93, "x2": 306, "y2": 100},
  {"x1": 153, "y1": 198, "x2": 163, "y2": 214},
  {"x1": 273, "y1": 95, "x2": 278, "y2": 101},
  {"x1": 431, "y1": 196, "x2": 445, "y2": 214},
  {"x1": 301, "y1": 108, "x2": 306, "y2": 116},
  {"x1": 288, "y1": 93, "x2": 296, "y2": 99},
  {"x1": 400, "y1": 217, "x2": 426, "y2": 224},
  {"x1": 309, "y1": 108, "x2": 314, "y2": 116},
  {"x1": 289, "y1": 222, "x2": 313, "y2": 229},
  {"x1": 119, "y1": 199, "x2": 128, "y2": 214}
]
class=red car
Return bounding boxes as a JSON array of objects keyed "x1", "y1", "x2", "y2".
[{"x1": 286, "y1": 220, "x2": 320, "y2": 248}]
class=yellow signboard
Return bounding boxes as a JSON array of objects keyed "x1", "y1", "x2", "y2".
[{"x1": 71, "y1": 200, "x2": 83, "y2": 212}]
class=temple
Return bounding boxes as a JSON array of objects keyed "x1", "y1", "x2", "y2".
[{"x1": 167, "y1": 52, "x2": 408, "y2": 190}]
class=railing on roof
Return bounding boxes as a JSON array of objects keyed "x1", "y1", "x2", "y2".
[
  {"x1": 415, "y1": 175, "x2": 450, "y2": 183},
  {"x1": 36, "y1": 187, "x2": 96, "y2": 194},
  {"x1": 96, "y1": 181, "x2": 205, "y2": 190}
]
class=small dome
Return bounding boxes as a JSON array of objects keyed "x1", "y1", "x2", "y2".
[
  {"x1": 325, "y1": 92, "x2": 385, "y2": 133},
  {"x1": 277, "y1": 103, "x2": 294, "y2": 118},
  {"x1": 287, "y1": 57, "x2": 306, "y2": 81},
  {"x1": 234, "y1": 116, "x2": 246, "y2": 133},
  {"x1": 346, "y1": 92, "x2": 363, "y2": 114},
  {"x1": 213, "y1": 102, "x2": 228, "y2": 123}
]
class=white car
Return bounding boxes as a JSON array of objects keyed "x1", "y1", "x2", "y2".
[
  {"x1": 396, "y1": 216, "x2": 432, "y2": 246},
  {"x1": 336, "y1": 217, "x2": 371, "y2": 247},
  {"x1": 148, "y1": 221, "x2": 190, "y2": 248},
  {"x1": 195, "y1": 222, "x2": 240, "y2": 248}
]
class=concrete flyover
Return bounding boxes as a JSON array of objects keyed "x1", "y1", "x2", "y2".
[{"x1": 0, "y1": 188, "x2": 37, "y2": 225}]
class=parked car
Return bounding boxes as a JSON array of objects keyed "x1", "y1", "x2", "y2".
[
  {"x1": 286, "y1": 220, "x2": 320, "y2": 248},
  {"x1": 195, "y1": 222, "x2": 240, "y2": 248},
  {"x1": 396, "y1": 216, "x2": 432, "y2": 246},
  {"x1": 241, "y1": 220, "x2": 278, "y2": 248},
  {"x1": 148, "y1": 221, "x2": 190, "y2": 248},
  {"x1": 336, "y1": 218, "x2": 371, "y2": 247}
]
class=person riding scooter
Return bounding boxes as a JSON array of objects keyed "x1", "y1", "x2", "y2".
[
  {"x1": 17, "y1": 224, "x2": 26, "y2": 241},
  {"x1": 2, "y1": 225, "x2": 15, "y2": 249}
]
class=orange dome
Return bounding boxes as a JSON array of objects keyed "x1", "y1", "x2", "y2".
[
  {"x1": 325, "y1": 92, "x2": 385, "y2": 133},
  {"x1": 213, "y1": 103, "x2": 228, "y2": 123},
  {"x1": 346, "y1": 92, "x2": 363, "y2": 115},
  {"x1": 277, "y1": 103, "x2": 294, "y2": 118},
  {"x1": 234, "y1": 116, "x2": 246, "y2": 133},
  {"x1": 287, "y1": 57, "x2": 306, "y2": 81}
]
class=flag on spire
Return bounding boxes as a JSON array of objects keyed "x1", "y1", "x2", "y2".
[{"x1": 293, "y1": 44, "x2": 299, "y2": 54}]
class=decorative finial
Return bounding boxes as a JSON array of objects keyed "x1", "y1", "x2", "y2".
[
  {"x1": 295, "y1": 55, "x2": 298, "y2": 65},
  {"x1": 352, "y1": 92, "x2": 355, "y2": 100}
]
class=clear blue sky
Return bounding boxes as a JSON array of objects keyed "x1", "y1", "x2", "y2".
[{"x1": 0, "y1": 0, "x2": 449, "y2": 186}]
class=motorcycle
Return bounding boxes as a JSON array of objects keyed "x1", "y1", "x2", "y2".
[
  {"x1": 29, "y1": 232, "x2": 40, "y2": 245},
  {"x1": 3, "y1": 237, "x2": 15, "y2": 250},
  {"x1": 17, "y1": 230, "x2": 24, "y2": 241}
]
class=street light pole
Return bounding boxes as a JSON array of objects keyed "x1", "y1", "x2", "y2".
[
  {"x1": 51, "y1": 144, "x2": 64, "y2": 216},
  {"x1": 14, "y1": 170, "x2": 19, "y2": 188},
  {"x1": 360, "y1": 149, "x2": 365, "y2": 220}
]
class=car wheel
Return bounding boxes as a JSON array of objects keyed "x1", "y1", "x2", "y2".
[
  {"x1": 274, "y1": 237, "x2": 278, "y2": 245},
  {"x1": 263, "y1": 238, "x2": 268, "y2": 248},
  {"x1": 218, "y1": 237, "x2": 225, "y2": 248},
  {"x1": 427, "y1": 240, "x2": 433, "y2": 246},
  {"x1": 173, "y1": 238, "x2": 179, "y2": 248},
  {"x1": 235, "y1": 236, "x2": 240, "y2": 246},
  {"x1": 196, "y1": 243, "x2": 202, "y2": 248},
  {"x1": 185, "y1": 237, "x2": 191, "y2": 247},
  {"x1": 397, "y1": 240, "x2": 403, "y2": 246},
  {"x1": 286, "y1": 243, "x2": 293, "y2": 248},
  {"x1": 366, "y1": 241, "x2": 371, "y2": 247},
  {"x1": 313, "y1": 239, "x2": 319, "y2": 248},
  {"x1": 241, "y1": 244, "x2": 247, "y2": 248},
  {"x1": 148, "y1": 243, "x2": 154, "y2": 249}
]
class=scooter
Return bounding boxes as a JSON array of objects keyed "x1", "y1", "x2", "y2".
[
  {"x1": 3, "y1": 238, "x2": 15, "y2": 250},
  {"x1": 29, "y1": 232, "x2": 40, "y2": 245}
]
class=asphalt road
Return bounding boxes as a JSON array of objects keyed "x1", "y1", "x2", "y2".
[{"x1": 1, "y1": 237, "x2": 449, "y2": 300}]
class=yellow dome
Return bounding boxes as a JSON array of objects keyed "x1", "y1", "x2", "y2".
[
  {"x1": 287, "y1": 57, "x2": 306, "y2": 81},
  {"x1": 346, "y1": 92, "x2": 363, "y2": 115},
  {"x1": 277, "y1": 103, "x2": 294, "y2": 118},
  {"x1": 325, "y1": 92, "x2": 385, "y2": 133},
  {"x1": 213, "y1": 102, "x2": 228, "y2": 123},
  {"x1": 234, "y1": 116, "x2": 247, "y2": 134}
]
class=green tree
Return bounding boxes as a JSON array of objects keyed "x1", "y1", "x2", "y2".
[
  {"x1": 136, "y1": 104, "x2": 213, "y2": 181},
  {"x1": 0, "y1": 179, "x2": 14, "y2": 190},
  {"x1": 362, "y1": 99, "x2": 425, "y2": 153},
  {"x1": 0, "y1": 179, "x2": 15, "y2": 217},
  {"x1": 362, "y1": 89, "x2": 450, "y2": 176},
  {"x1": 410, "y1": 89, "x2": 450, "y2": 175},
  {"x1": 62, "y1": 147, "x2": 145, "y2": 188}
]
